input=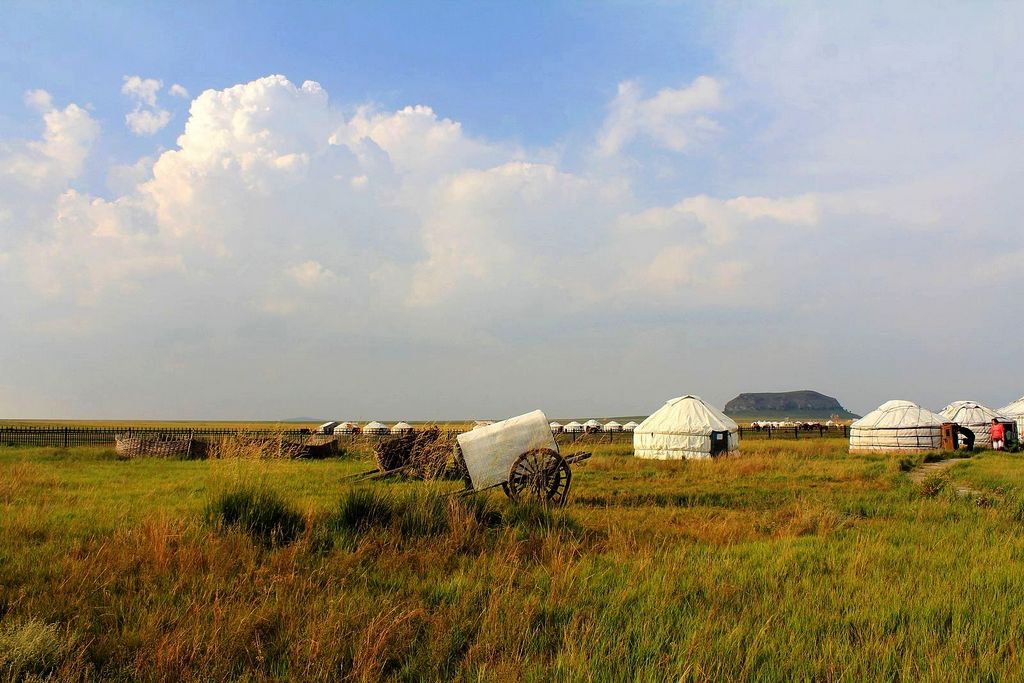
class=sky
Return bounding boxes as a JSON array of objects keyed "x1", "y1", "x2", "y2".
[{"x1": 0, "y1": 1, "x2": 1022, "y2": 421}]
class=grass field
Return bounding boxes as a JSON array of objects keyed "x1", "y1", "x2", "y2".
[{"x1": 2, "y1": 440, "x2": 1024, "y2": 681}]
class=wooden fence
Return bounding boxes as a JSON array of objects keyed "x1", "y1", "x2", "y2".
[{"x1": 0, "y1": 424, "x2": 849, "y2": 448}]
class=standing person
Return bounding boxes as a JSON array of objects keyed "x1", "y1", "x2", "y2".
[{"x1": 990, "y1": 419, "x2": 1006, "y2": 451}]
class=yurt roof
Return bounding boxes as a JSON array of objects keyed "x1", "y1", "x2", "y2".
[
  {"x1": 623, "y1": 421, "x2": 639, "y2": 429},
  {"x1": 584, "y1": 419, "x2": 602, "y2": 427},
  {"x1": 564, "y1": 421, "x2": 583, "y2": 428},
  {"x1": 391, "y1": 421, "x2": 412, "y2": 429},
  {"x1": 364, "y1": 421, "x2": 388, "y2": 430},
  {"x1": 604, "y1": 421, "x2": 621, "y2": 427},
  {"x1": 1000, "y1": 396, "x2": 1024, "y2": 417},
  {"x1": 851, "y1": 400, "x2": 945, "y2": 429},
  {"x1": 635, "y1": 395, "x2": 738, "y2": 435},
  {"x1": 549, "y1": 421, "x2": 563, "y2": 427},
  {"x1": 941, "y1": 401, "x2": 1006, "y2": 424}
]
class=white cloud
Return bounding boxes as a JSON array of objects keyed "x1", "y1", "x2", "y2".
[
  {"x1": 121, "y1": 75, "x2": 172, "y2": 136},
  {"x1": 121, "y1": 76, "x2": 162, "y2": 106},
  {"x1": 598, "y1": 76, "x2": 723, "y2": 155},
  {"x1": 24, "y1": 89, "x2": 53, "y2": 112},
  {"x1": 286, "y1": 260, "x2": 335, "y2": 288},
  {"x1": 125, "y1": 108, "x2": 172, "y2": 136},
  {"x1": 168, "y1": 83, "x2": 189, "y2": 99}
]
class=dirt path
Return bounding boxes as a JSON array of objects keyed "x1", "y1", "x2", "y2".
[{"x1": 909, "y1": 458, "x2": 982, "y2": 497}]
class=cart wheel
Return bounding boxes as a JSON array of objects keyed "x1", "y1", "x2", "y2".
[{"x1": 505, "y1": 448, "x2": 572, "y2": 505}]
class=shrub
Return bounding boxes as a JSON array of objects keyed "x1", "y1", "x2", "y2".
[
  {"x1": 206, "y1": 485, "x2": 305, "y2": 546},
  {"x1": 0, "y1": 618, "x2": 73, "y2": 678},
  {"x1": 918, "y1": 473, "x2": 949, "y2": 498}
]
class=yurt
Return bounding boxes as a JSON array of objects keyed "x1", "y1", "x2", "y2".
[
  {"x1": 473, "y1": 420, "x2": 495, "y2": 430},
  {"x1": 318, "y1": 421, "x2": 340, "y2": 435},
  {"x1": 390, "y1": 421, "x2": 413, "y2": 435},
  {"x1": 848, "y1": 400, "x2": 944, "y2": 452},
  {"x1": 335, "y1": 421, "x2": 360, "y2": 434},
  {"x1": 583, "y1": 419, "x2": 602, "y2": 433},
  {"x1": 623, "y1": 421, "x2": 639, "y2": 432},
  {"x1": 363, "y1": 421, "x2": 389, "y2": 435},
  {"x1": 564, "y1": 421, "x2": 584, "y2": 433},
  {"x1": 633, "y1": 395, "x2": 739, "y2": 460},
  {"x1": 1000, "y1": 396, "x2": 1024, "y2": 440},
  {"x1": 941, "y1": 401, "x2": 1008, "y2": 448},
  {"x1": 549, "y1": 421, "x2": 564, "y2": 433},
  {"x1": 603, "y1": 421, "x2": 623, "y2": 432}
]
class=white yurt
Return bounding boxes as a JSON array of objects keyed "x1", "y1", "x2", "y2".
[
  {"x1": 583, "y1": 419, "x2": 602, "y2": 433},
  {"x1": 848, "y1": 400, "x2": 945, "y2": 452},
  {"x1": 623, "y1": 421, "x2": 639, "y2": 432},
  {"x1": 941, "y1": 401, "x2": 1007, "y2": 448},
  {"x1": 999, "y1": 396, "x2": 1024, "y2": 440},
  {"x1": 390, "y1": 421, "x2": 413, "y2": 435},
  {"x1": 318, "y1": 421, "x2": 340, "y2": 435},
  {"x1": 549, "y1": 421, "x2": 564, "y2": 433},
  {"x1": 633, "y1": 395, "x2": 739, "y2": 460},
  {"x1": 603, "y1": 421, "x2": 623, "y2": 432},
  {"x1": 563, "y1": 421, "x2": 584, "y2": 433},
  {"x1": 335, "y1": 421, "x2": 360, "y2": 434},
  {"x1": 363, "y1": 421, "x2": 389, "y2": 435}
]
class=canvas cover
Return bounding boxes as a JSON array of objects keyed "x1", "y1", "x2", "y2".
[
  {"x1": 633, "y1": 395, "x2": 739, "y2": 460},
  {"x1": 849, "y1": 400, "x2": 944, "y2": 452},
  {"x1": 364, "y1": 421, "x2": 389, "y2": 434},
  {"x1": 457, "y1": 409, "x2": 557, "y2": 490},
  {"x1": 564, "y1": 421, "x2": 584, "y2": 432},
  {"x1": 1000, "y1": 396, "x2": 1024, "y2": 440},
  {"x1": 603, "y1": 421, "x2": 622, "y2": 432},
  {"x1": 941, "y1": 401, "x2": 1007, "y2": 448}
]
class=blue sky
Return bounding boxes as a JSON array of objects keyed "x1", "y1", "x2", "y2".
[{"x1": 0, "y1": 2, "x2": 1021, "y2": 420}]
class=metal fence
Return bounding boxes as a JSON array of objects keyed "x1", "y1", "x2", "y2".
[{"x1": 0, "y1": 424, "x2": 849, "y2": 448}]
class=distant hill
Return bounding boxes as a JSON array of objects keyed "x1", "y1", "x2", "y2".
[{"x1": 724, "y1": 390, "x2": 859, "y2": 420}]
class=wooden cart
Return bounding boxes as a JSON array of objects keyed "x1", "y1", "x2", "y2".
[{"x1": 456, "y1": 410, "x2": 589, "y2": 505}]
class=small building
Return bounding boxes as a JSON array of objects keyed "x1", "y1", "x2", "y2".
[
  {"x1": 634, "y1": 395, "x2": 739, "y2": 460},
  {"x1": 318, "y1": 421, "x2": 340, "y2": 435},
  {"x1": 583, "y1": 419, "x2": 602, "y2": 433},
  {"x1": 849, "y1": 400, "x2": 944, "y2": 452},
  {"x1": 549, "y1": 421, "x2": 564, "y2": 434},
  {"x1": 941, "y1": 401, "x2": 1009, "y2": 448},
  {"x1": 363, "y1": 421, "x2": 390, "y2": 435},
  {"x1": 1000, "y1": 395, "x2": 1024, "y2": 442},
  {"x1": 563, "y1": 421, "x2": 584, "y2": 433},
  {"x1": 603, "y1": 421, "x2": 623, "y2": 432},
  {"x1": 335, "y1": 421, "x2": 361, "y2": 434},
  {"x1": 390, "y1": 421, "x2": 413, "y2": 435},
  {"x1": 623, "y1": 421, "x2": 639, "y2": 432}
]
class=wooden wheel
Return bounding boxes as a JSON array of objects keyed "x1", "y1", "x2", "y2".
[{"x1": 505, "y1": 448, "x2": 571, "y2": 505}]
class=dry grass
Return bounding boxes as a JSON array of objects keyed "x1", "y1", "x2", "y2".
[{"x1": 3, "y1": 440, "x2": 1024, "y2": 680}]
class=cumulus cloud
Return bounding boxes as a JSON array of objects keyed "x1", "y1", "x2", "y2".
[
  {"x1": 168, "y1": 83, "x2": 189, "y2": 98},
  {"x1": 598, "y1": 76, "x2": 723, "y2": 155},
  {"x1": 122, "y1": 75, "x2": 171, "y2": 135}
]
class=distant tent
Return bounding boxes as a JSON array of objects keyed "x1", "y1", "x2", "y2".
[
  {"x1": 549, "y1": 421, "x2": 564, "y2": 433},
  {"x1": 1000, "y1": 396, "x2": 1024, "y2": 441},
  {"x1": 583, "y1": 419, "x2": 602, "y2": 433},
  {"x1": 473, "y1": 420, "x2": 495, "y2": 430},
  {"x1": 390, "y1": 421, "x2": 413, "y2": 434},
  {"x1": 603, "y1": 421, "x2": 623, "y2": 432},
  {"x1": 941, "y1": 401, "x2": 1008, "y2": 448},
  {"x1": 335, "y1": 421, "x2": 360, "y2": 434},
  {"x1": 563, "y1": 421, "x2": 584, "y2": 433},
  {"x1": 318, "y1": 421, "x2": 340, "y2": 435},
  {"x1": 623, "y1": 421, "x2": 639, "y2": 432},
  {"x1": 849, "y1": 400, "x2": 944, "y2": 452},
  {"x1": 363, "y1": 421, "x2": 389, "y2": 435},
  {"x1": 634, "y1": 395, "x2": 739, "y2": 460}
]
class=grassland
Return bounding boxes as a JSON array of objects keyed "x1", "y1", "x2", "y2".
[{"x1": 2, "y1": 440, "x2": 1024, "y2": 681}]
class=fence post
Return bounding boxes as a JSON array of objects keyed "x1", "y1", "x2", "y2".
[{"x1": 63, "y1": 427, "x2": 68, "y2": 448}]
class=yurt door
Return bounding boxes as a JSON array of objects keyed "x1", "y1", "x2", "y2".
[{"x1": 710, "y1": 431, "x2": 729, "y2": 456}]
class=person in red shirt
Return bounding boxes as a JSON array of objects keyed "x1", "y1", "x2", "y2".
[{"x1": 990, "y1": 419, "x2": 1006, "y2": 451}]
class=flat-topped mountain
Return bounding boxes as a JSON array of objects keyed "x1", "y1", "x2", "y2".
[{"x1": 724, "y1": 390, "x2": 859, "y2": 420}]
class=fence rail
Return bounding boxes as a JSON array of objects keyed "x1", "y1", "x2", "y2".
[{"x1": 0, "y1": 424, "x2": 849, "y2": 449}]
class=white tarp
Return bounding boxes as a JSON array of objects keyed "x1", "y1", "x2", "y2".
[
  {"x1": 849, "y1": 400, "x2": 944, "y2": 452},
  {"x1": 1000, "y1": 396, "x2": 1024, "y2": 440},
  {"x1": 633, "y1": 395, "x2": 739, "y2": 460},
  {"x1": 456, "y1": 409, "x2": 556, "y2": 490},
  {"x1": 941, "y1": 401, "x2": 1007, "y2": 448}
]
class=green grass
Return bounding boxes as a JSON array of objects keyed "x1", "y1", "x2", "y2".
[{"x1": 2, "y1": 441, "x2": 1024, "y2": 680}]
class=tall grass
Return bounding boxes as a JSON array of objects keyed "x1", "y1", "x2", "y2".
[{"x1": 4, "y1": 442, "x2": 1024, "y2": 679}]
